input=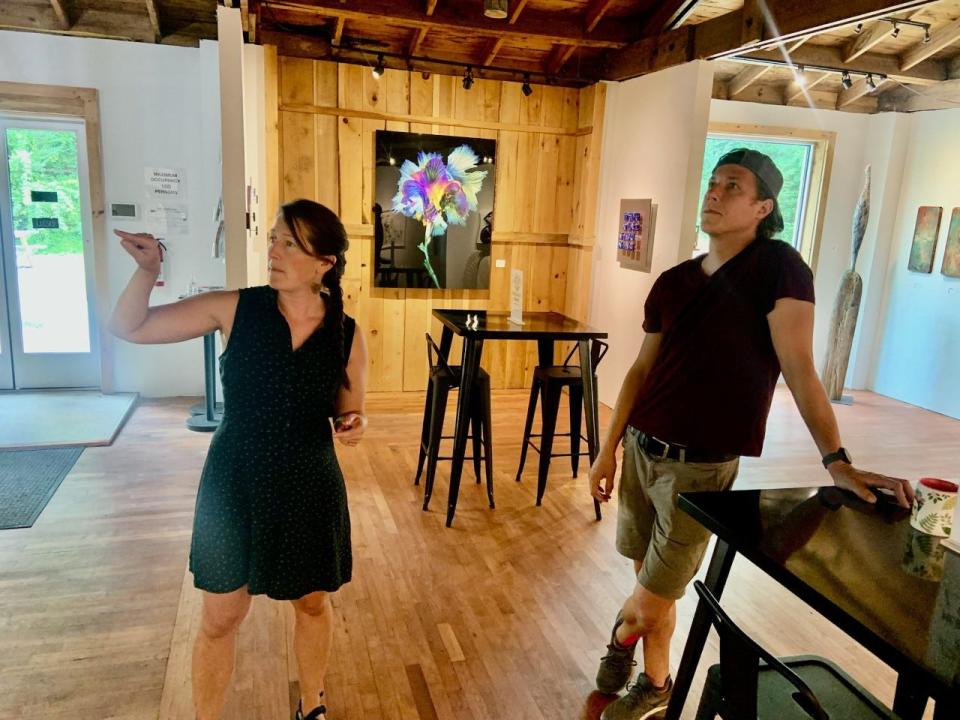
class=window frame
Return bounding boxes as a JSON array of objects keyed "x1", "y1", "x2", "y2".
[{"x1": 705, "y1": 122, "x2": 836, "y2": 273}]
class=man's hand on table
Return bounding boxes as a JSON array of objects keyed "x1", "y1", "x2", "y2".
[{"x1": 827, "y1": 463, "x2": 914, "y2": 508}]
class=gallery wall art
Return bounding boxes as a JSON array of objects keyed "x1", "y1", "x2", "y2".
[
  {"x1": 374, "y1": 130, "x2": 496, "y2": 290},
  {"x1": 616, "y1": 198, "x2": 656, "y2": 272},
  {"x1": 908, "y1": 205, "x2": 942, "y2": 273},
  {"x1": 941, "y1": 208, "x2": 960, "y2": 279}
]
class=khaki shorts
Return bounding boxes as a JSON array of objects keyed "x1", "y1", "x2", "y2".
[{"x1": 616, "y1": 426, "x2": 739, "y2": 600}]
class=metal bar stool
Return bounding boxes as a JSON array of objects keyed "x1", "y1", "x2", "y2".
[
  {"x1": 515, "y1": 339, "x2": 608, "y2": 509},
  {"x1": 415, "y1": 333, "x2": 494, "y2": 513}
]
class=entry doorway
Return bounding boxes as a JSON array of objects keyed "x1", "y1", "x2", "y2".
[{"x1": 0, "y1": 115, "x2": 100, "y2": 389}]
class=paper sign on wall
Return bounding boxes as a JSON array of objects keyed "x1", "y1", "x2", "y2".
[
  {"x1": 146, "y1": 167, "x2": 187, "y2": 200},
  {"x1": 509, "y1": 269, "x2": 524, "y2": 325},
  {"x1": 146, "y1": 203, "x2": 189, "y2": 236}
]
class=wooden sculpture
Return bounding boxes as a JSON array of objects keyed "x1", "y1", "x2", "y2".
[{"x1": 820, "y1": 166, "x2": 870, "y2": 402}]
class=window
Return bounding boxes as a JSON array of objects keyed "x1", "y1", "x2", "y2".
[{"x1": 694, "y1": 124, "x2": 835, "y2": 270}]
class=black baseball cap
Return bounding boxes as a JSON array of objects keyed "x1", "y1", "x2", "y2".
[{"x1": 713, "y1": 148, "x2": 784, "y2": 231}]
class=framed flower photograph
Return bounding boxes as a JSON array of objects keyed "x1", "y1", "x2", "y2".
[{"x1": 374, "y1": 130, "x2": 496, "y2": 289}]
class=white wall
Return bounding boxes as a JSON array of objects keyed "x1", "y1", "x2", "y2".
[
  {"x1": 589, "y1": 61, "x2": 714, "y2": 407},
  {"x1": 871, "y1": 109, "x2": 960, "y2": 420},
  {"x1": 0, "y1": 31, "x2": 225, "y2": 397}
]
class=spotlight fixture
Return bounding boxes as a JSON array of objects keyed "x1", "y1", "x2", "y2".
[
  {"x1": 854, "y1": 23, "x2": 863, "y2": 34},
  {"x1": 462, "y1": 66, "x2": 474, "y2": 90},
  {"x1": 923, "y1": 27, "x2": 931, "y2": 43},
  {"x1": 794, "y1": 64, "x2": 806, "y2": 86},
  {"x1": 521, "y1": 73, "x2": 532, "y2": 97},
  {"x1": 866, "y1": 73, "x2": 877, "y2": 92},
  {"x1": 891, "y1": 22, "x2": 900, "y2": 39},
  {"x1": 372, "y1": 54, "x2": 385, "y2": 79},
  {"x1": 483, "y1": 0, "x2": 508, "y2": 19},
  {"x1": 841, "y1": 71, "x2": 853, "y2": 89}
]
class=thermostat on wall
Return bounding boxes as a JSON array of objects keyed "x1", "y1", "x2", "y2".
[{"x1": 111, "y1": 202, "x2": 140, "y2": 219}]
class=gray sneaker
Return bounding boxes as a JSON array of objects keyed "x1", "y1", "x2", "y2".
[
  {"x1": 595, "y1": 612, "x2": 638, "y2": 694},
  {"x1": 600, "y1": 674, "x2": 672, "y2": 720}
]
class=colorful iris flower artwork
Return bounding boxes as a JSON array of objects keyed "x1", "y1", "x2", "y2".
[{"x1": 391, "y1": 144, "x2": 488, "y2": 289}]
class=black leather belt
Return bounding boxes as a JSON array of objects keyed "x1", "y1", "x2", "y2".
[{"x1": 635, "y1": 430, "x2": 738, "y2": 464}]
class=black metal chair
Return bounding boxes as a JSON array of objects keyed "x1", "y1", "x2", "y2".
[
  {"x1": 515, "y1": 340, "x2": 608, "y2": 512},
  {"x1": 415, "y1": 333, "x2": 494, "y2": 513},
  {"x1": 692, "y1": 581, "x2": 900, "y2": 720}
]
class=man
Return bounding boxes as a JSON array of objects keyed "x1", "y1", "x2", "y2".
[{"x1": 590, "y1": 149, "x2": 914, "y2": 720}]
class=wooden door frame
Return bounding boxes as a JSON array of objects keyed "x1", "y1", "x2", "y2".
[{"x1": 0, "y1": 81, "x2": 113, "y2": 392}]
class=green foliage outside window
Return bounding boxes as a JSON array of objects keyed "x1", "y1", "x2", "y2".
[
  {"x1": 6, "y1": 128, "x2": 83, "y2": 255},
  {"x1": 696, "y1": 135, "x2": 813, "y2": 252}
]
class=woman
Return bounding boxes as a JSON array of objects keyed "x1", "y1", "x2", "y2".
[{"x1": 110, "y1": 199, "x2": 367, "y2": 720}]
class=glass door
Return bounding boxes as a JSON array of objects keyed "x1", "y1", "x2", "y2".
[{"x1": 0, "y1": 116, "x2": 100, "y2": 389}]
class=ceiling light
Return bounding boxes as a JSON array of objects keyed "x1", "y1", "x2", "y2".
[
  {"x1": 841, "y1": 71, "x2": 853, "y2": 89},
  {"x1": 372, "y1": 54, "x2": 385, "y2": 79},
  {"x1": 462, "y1": 66, "x2": 474, "y2": 91},
  {"x1": 866, "y1": 73, "x2": 877, "y2": 92},
  {"x1": 923, "y1": 27, "x2": 931, "y2": 43},
  {"x1": 483, "y1": 0, "x2": 508, "y2": 19},
  {"x1": 521, "y1": 73, "x2": 532, "y2": 97},
  {"x1": 854, "y1": 23, "x2": 863, "y2": 34},
  {"x1": 794, "y1": 65, "x2": 806, "y2": 86},
  {"x1": 891, "y1": 23, "x2": 900, "y2": 39}
]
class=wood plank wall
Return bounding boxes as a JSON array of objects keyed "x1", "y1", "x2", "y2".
[{"x1": 265, "y1": 49, "x2": 606, "y2": 391}]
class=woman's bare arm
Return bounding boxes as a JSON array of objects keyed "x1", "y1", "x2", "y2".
[{"x1": 333, "y1": 326, "x2": 369, "y2": 445}]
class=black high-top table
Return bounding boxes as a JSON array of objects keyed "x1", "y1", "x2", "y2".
[
  {"x1": 667, "y1": 486, "x2": 960, "y2": 720},
  {"x1": 431, "y1": 309, "x2": 608, "y2": 527}
]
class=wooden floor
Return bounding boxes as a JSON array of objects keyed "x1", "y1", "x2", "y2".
[{"x1": 1, "y1": 388, "x2": 955, "y2": 720}]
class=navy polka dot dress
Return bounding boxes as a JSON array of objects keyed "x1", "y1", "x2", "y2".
[{"x1": 189, "y1": 285, "x2": 355, "y2": 600}]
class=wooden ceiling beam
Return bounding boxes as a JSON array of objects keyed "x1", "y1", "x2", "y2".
[
  {"x1": 901, "y1": 16, "x2": 960, "y2": 71},
  {"x1": 145, "y1": 0, "x2": 162, "y2": 42},
  {"x1": 49, "y1": 0, "x2": 70, "y2": 30},
  {"x1": 727, "y1": 65, "x2": 773, "y2": 96},
  {"x1": 604, "y1": 0, "x2": 940, "y2": 81},
  {"x1": 842, "y1": 8, "x2": 929, "y2": 63},
  {"x1": 785, "y1": 70, "x2": 831, "y2": 102},
  {"x1": 260, "y1": 0, "x2": 630, "y2": 49},
  {"x1": 738, "y1": 43, "x2": 946, "y2": 85},
  {"x1": 333, "y1": 16, "x2": 345, "y2": 45},
  {"x1": 426, "y1": 0, "x2": 438, "y2": 14},
  {"x1": 509, "y1": 0, "x2": 529, "y2": 25},
  {"x1": 410, "y1": 26, "x2": 428, "y2": 55},
  {"x1": 584, "y1": 0, "x2": 615, "y2": 33},
  {"x1": 837, "y1": 74, "x2": 891, "y2": 107},
  {"x1": 642, "y1": 0, "x2": 706, "y2": 32},
  {"x1": 482, "y1": 37, "x2": 504, "y2": 66},
  {"x1": 546, "y1": 45, "x2": 577, "y2": 75}
]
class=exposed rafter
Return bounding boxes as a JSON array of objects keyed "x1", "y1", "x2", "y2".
[
  {"x1": 409, "y1": 26, "x2": 428, "y2": 55},
  {"x1": 509, "y1": 0, "x2": 530, "y2": 25},
  {"x1": 605, "y1": 0, "x2": 941, "y2": 81},
  {"x1": 785, "y1": 70, "x2": 831, "y2": 102},
  {"x1": 49, "y1": 0, "x2": 70, "y2": 30},
  {"x1": 261, "y1": 0, "x2": 630, "y2": 50},
  {"x1": 482, "y1": 37, "x2": 504, "y2": 66},
  {"x1": 145, "y1": 0, "x2": 162, "y2": 42},
  {"x1": 333, "y1": 16, "x2": 345, "y2": 45},
  {"x1": 728, "y1": 65, "x2": 773, "y2": 96},
  {"x1": 584, "y1": 0, "x2": 615, "y2": 33},
  {"x1": 901, "y1": 16, "x2": 960, "y2": 70},
  {"x1": 842, "y1": 9, "x2": 929, "y2": 62},
  {"x1": 425, "y1": 0, "x2": 438, "y2": 14},
  {"x1": 546, "y1": 45, "x2": 577, "y2": 75}
]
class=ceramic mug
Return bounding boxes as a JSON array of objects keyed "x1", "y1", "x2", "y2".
[
  {"x1": 902, "y1": 527, "x2": 946, "y2": 581},
  {"x1": 910, "y1": 478, "x2": 959, "y2": 537}
]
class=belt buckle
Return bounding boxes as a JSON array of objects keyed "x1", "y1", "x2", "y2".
[{"x1": 651, "y1": 435, "x2": 671, "y2": 460}]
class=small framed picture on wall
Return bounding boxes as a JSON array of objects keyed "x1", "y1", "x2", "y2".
[
  {"x1": 908, "y1": 205, "x2": 942, "y2": 273},
  {"x1": 617, "y1": 198, "x2": 656, "y2": 272}
]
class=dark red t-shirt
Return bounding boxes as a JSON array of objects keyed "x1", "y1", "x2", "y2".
[{"x1": 627, "y1": 238, "x2": 815, "y2": 457}]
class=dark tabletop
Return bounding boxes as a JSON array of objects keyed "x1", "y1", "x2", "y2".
[
  {"x1": 679, "y1": 487, "x2": 960, "y2": 696},
  {"x1": 432, "y1": 309, "x2": 607, "y2": 340}
]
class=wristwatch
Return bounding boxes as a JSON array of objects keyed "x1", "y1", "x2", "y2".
[{"x1": 821, "y1": 447, "x2": 852, "y2": 468}]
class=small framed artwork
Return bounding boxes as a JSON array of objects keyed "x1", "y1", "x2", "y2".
[
  {"x1": 617, "y1": 198, "x2": 656, "y2": 272},
  {"x1": 941, "y1": 208, "x2": 960, "y2": 279},
  {"x1": 908, "y1": 205, "x2": 942, "y2": 273}
]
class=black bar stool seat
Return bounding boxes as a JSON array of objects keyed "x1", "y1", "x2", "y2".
[
  {"x1": 516, "y1": 340, "x2": 608, "y2": 511},
  {"x1": 415, "y1": 334, "x2": 494, "y2": 513}
]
